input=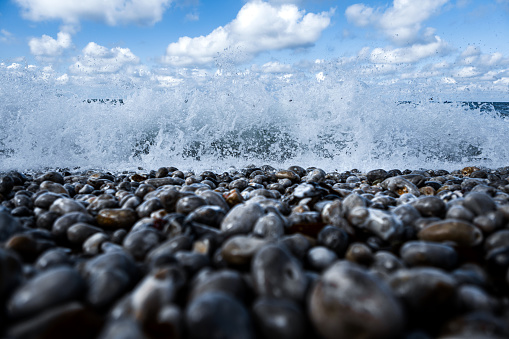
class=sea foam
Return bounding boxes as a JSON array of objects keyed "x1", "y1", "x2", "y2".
[{"x1": 1, "y1": 63, "x2": 508, "y2": 172}]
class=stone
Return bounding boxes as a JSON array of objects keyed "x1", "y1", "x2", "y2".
[
  {"x1": 185, "y1": 292, "x2": 254, "y2": 339},
  {"x1": 309, "y1": 261, "x2": 404, "y2": 339},
  {"x1": 251, "y1": 244, "x2": 307, "y2": 302},
  {"x1": 97, "y1": 208, "x2": 138, "y2": 230},
  {"x1": 8, "y1": 267, "x2": 85, "y2": 319}
]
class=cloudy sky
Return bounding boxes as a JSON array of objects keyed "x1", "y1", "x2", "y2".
[{"x1": 1, "y1": 0, "x2": 508, "y2": 99}]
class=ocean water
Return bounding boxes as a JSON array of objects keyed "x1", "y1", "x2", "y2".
[{"x1": 1, "y1": 64, "x2": 509, "y2": 173}]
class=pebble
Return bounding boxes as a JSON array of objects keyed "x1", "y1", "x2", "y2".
[
  {"x1": 8, "y1": 266, "x2": 85, "y2": 319},
  {"x1": 220, "y1": 201, "x2": 264, "y2": 236},
  {"x1": 252, "y1": 244, "x2": 307, "y2": 302},
  {"x1": 252, "y1": 297, "x2": 307, "y2": 339},
  {"x1": 0, "y1": 166, "x2": 508, "y2": 338},
  {"x1": 400, "y1": 241, "x2": 458, "y2": 270},
  {"x1": 185, "y1": 292, "x2": 254, "y2": 339},
  {"x1": 97, "y1": 208, "x2": 137, "y2": 229},
  {"x1": 309, "y1": 261, "x2": 404, "y2": 339},
  {"x1": 417, "y1": 219, "x2": 483, "y2": 247}
]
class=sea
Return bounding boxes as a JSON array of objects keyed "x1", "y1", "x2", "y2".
[{"x1": 1, "y1": 63, "x2": 509, "y2": 173}]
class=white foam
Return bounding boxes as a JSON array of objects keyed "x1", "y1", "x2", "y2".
[{"x1": 1, "y1": 64, "x2": 508, "y2": 173}]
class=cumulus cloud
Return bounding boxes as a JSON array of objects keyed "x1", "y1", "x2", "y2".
[
  {"x1": 163, "y1": 1, "x2": 332, "y2": 67},
  {"x1": 369, "y1": 35, "x2": 451, "y2": 64},
  {"x1": 346, "y1": 0, "x2": 449, "y2": 45},
  {"x1": 28, "y1": 31, "x2": 72, "y2": 57},
  {"x1": 14, "y1": 0, "x2": 172, "y2": 26},
  {"x1": 69, "y1": 42, "x2": 140, "y2": 74},
  {"x1": 458, "y1": 46, "x2": 509, "y2": 67}
]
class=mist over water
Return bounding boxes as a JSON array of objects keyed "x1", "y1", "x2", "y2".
[{"x1": 1, "y1": 63, "x2": 509, "y2": 173}]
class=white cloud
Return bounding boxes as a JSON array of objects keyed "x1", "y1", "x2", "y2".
[
  {"x1": 369, "y1": 35, "x2": 450, "y2": 64},
  {"x1": 346, "y1": 0, "x2": 449, "y2": 45},
  {"x1": 458, "y1": 46, "x2": 509, "y2": 68},
  {"x1": 28, "y1": 31, "x2": 72, "y2": 57},
  {"x1": 0, "y1": 29, "x2": 14, "y2": 43},
  {"x1": 14, "y1": 0, "x2": 172, "y2": 26},
  {"x1": 185, "y1": 12, "x2": 199, "y2": 21},
  {"x1": 7, "y1": 63, "x2": 22, "y2": 69},
  {"x1": 163, "y1": 1, "x2": 332, "y2": 67},
  {"x1": 56, "y1": 73, "x2": 69, "y2": 83},
  {"x1": 454, "y1": 66, "x2": 480, "y2": 78},
  {"x1": 442, "y1": 77, "x2": 456, "y2": 84},
  {"x1": 258, "y1": 61, "x2": 292, "y2": 73},
  {"x1": 69, "y1": 42, "x2": 140, "y2": 74}
]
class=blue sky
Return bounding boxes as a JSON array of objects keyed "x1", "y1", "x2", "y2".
[{"x1": 1, "y1": 0, "x2": 508, "y2": 98}]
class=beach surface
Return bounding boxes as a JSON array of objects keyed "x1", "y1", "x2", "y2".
[{"x1": 1, "y1": 165, "x2": 509, "y2": 338}]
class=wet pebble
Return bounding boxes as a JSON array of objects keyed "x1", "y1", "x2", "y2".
[
  {"x1": 8, "y1": 266, "x2": 85, "y2": 319},
  {"x1": 309, "y1": 261, "x2": 404, "y2": 339},
  {"x1": 185, "y1": 292, "x2": 254, "y2": 339},
  {"x1": 252, "y1": 244, "x2": 307, "y2": 302}
]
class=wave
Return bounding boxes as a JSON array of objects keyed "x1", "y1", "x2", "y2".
[{"x1": 1, "y1": 64, "x2": 509, "y2": 172}]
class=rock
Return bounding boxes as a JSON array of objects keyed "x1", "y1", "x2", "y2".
[
  {"x1": 348, "y1": 207, "x2": 404, "y2": 243},
  {"x1": 345, "y1": 242, "x2": 373, "y2": 266},
  {"x1": 8, "y1": 266, "x2": 85, "y2": 319},
  {"x1": 220, "y1": 236, "x2": 267, "y2": 266},
  {"x1": 0, "y1": 209, "x2": 21, "y2": 241},
  {"x1": 35, "y1": 248, "x2": 72, "y2": 270},
  {"x1": 463, "y1": 192, "x2": 496, "y2": 216},
  {"x1": 49, "y1": 198, "x2": 86, "y2": 215},
  {"x1": 388, "y1": 267, "x2": 457, "y2": 325},
  {"x1": 251, "y1": 244, "x2": 307, "y2": 302},
  {"x1": 67, "y1": 223, "x2": 103, "y2": 245},
  {"x1": 366, "y1": 169, "x2": 388, "y2": 184},
  {"x1": 220, "y1": 202, "x2": 264, "y2": 236},
  {"x1": 252, "y1": 212, "x2": 285, "y2": 239},
  {"x1": 143, "y1": 177, "x2": 185, "y2": 187},
  {"x1": 306, "y1": 246, "x2": 338, "y2": 271},
  {"x1": 252, "y1": 297, "x2": 307, "y2": 339},
  {"x1": 417, "y1": 219, "x2": 483, "y2": 247},
  {"x1": 411, "y1": 196, "x2": 446, "y2": 218},
  {"x1": 317, "y1": 225, "x2": 349, "y2": 256},
  {"x1": 128, "y1": 265, "x2": 186, "y2": 324},
  {"x1": 0, "y1": 248, "x2": 23, "y2": 302},
  {"x1": 184, "y1": 205, "x2": 226, "y2": 228},
  {"x1": 36, "y1": 171, "x2": 64, "y2": 184},
  {"x1": 81, "y1": 250, "x2": 138, "y2": 309},
  {"x1": 189, "y1": 268, "x2": 246, "y2": 302},
  {"x1": 123, "y1": 228, "x2": 163, "y2": 261},
  {"x1": 97, "y1": 208, "x2": 138, "y2": 230},
  {"x1": 52, "y1": 211, "x2": 96, "y2": 238},
  {"x1": 309, "y1": 261, "x2": 404, "y2": 339},
  {"x1": 381, "y1": 176, "x2": 420, "y2": 196},
  {"x1": 185, "y1": 292, "x2": 254, "y2": 339},
  {"x1": 400, "y1": 241, "x2": 458, "y2": 270},
  {"x1": 82, "y1": 233, "x2": 109, "y2": 256},
  {"x1": 446, "y1": 205, "x2": 475, "y2": 222},
  {"x1": 98, "y1": 318, "x2": 146, "y2": 339},
  {"x1": 0, "y1": 175, "x2": 14, "y2": 195},
  {"x1": 6, "y1": 302, "x2": 103, "y2": 339}
]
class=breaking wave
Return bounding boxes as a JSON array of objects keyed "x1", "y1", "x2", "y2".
[{"x1": 1, "y1": 62, "x2": 509, "y2": 172}]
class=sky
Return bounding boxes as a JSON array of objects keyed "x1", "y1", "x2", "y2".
[{"x1": 0, "y1": 0, "x2": 508, "y2": 99}]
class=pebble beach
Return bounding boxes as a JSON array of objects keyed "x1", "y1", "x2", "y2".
[{"x1": 1, "y1": 165, "x2": 509, "y2": 338}]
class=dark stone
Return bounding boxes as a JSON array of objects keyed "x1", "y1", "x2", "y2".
[
  {"x1": 252, "y1": 297, "x2": 307, "y2": 339},
  {"x1": 185, "y1": 292, "x2": 254, "y2": 339},
  {"x1": 252, "y1": 244, "x2": 307, "y2": 302},
  {"x1": 8, "y1": 267, "x2": 86, "y2": 319}
]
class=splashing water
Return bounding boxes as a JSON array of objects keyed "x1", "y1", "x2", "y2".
[{"x1": 1, "y1": 62, "x2": 509, "y2": 173}]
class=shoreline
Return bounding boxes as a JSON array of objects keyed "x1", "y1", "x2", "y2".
[{"x1": 1, "y1": 165, "x2": 509, "y2": 338}]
